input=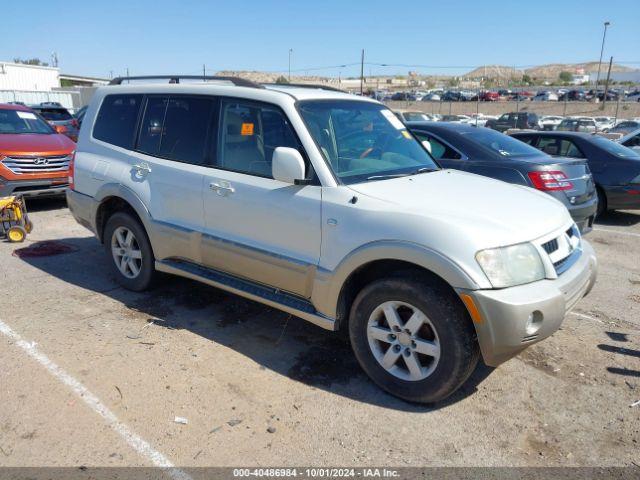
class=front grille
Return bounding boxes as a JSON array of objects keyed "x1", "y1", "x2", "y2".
[
  {"x1": 541, "y1": 238, "x2": 559, "y2": 254},
  {"x1": 1, "y1": 155, "x2": 71, "y2": 174}
]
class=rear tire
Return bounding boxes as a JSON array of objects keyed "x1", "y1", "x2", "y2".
[
  {"x1": 103, "y1": 212, "x2": 156, "y2": 291},
  {"x1": 348, "y1": 277, "x2": 479, "y2": 404},
  {"x1": 596, "y1": 187, "x2": 607, "y2": 218}
]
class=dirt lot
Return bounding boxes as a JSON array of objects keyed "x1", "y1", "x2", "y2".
[
  {"x1": 386, "y1": 100, "x2": 640, "y2": 119},
  {"x1": 0, "y1": 198, "x2": 639, "y2": 469}
]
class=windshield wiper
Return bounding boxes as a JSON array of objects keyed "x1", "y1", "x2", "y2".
[
  {"x1": 365, "y1": 173, "x2": 412, "y2": 181},
  {"x1": 412, "y1": 167, "x2": 438, "y2": 175}
]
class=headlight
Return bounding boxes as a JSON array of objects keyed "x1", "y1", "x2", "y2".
[{"x1": 476, "y1": 243, "x2": 545, "y2": 288}]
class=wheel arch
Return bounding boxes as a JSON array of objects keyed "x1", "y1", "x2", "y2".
[{"x1": 94, "y1": 184, "x2": 152, "y2": 243}]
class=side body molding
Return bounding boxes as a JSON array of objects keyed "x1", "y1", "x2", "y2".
[{"x1": 311, "y1": 240, "x2": 481, "y2": 319}]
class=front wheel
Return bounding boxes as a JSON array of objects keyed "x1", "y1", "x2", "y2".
[{"x1": 349, "y1": 277, "x2": 479, "y2": 403}]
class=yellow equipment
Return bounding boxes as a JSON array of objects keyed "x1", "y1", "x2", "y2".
[{"x1": 0, "y1": 195, "x2": 33, "y2": 243}]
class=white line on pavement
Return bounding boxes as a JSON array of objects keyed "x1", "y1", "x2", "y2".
[
  {"x1": 569, "y1": 311, "x2": 604, "y2": 323},
  {"x1": 593, "y1": 227, "x2": 640, "y2": 238},
  {"x1": 0, "y1": 319, "x2": 191, "y2": 480}
]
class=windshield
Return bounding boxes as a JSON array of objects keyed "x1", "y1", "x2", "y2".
[
  {"x1": 298, "y1": 100, "x2": 438, "y2": 184},
  {"x1": 34, "y1": 108, "x2": 72, "y2": 121},
  {"x1": 460, "y1": 128, "x2": 542, "y2": 157},
  {"x1": 591, "y1": 136, "x2": 640, "y2": 159},
  {"x1": 0, "y1": 109, "x2": 54, "y2": 134}
]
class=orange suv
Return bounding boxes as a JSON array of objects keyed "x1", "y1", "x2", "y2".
[{"x1": 0, "y1": 103, "x2": 75, "y2": 197}]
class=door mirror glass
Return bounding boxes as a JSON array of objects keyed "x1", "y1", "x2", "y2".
[{"x1": 272, "y1": 147, "x2": 305, "y2": 184}]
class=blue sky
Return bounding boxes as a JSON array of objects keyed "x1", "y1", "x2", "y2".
[{"x1": 3, "y1": 0, "x2": 639, "y2": 79}]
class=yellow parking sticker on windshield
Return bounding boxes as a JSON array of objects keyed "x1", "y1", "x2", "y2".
[
  {"x1": 401, "y1": 130, "x2": 411, "y2": 139},
  {"x1": 241, "y1": 123, "x2": 254, "y2": 136}
]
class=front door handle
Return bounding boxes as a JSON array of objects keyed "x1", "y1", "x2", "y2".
[{"x1": 209, "y1": 181, "x2": 235, "y2": 196}]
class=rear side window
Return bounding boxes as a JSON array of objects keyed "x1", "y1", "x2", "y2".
[
  {"x1": 137, "y1": 96, "x2": 215, "y2": 165},
  {"x1": 412, "y1": 131, "x2": 461, "y2": 160},
  {"x1": 93, "y1": 95, "x2": 143, "y2": 148},
  {"x1": 35, "y1": 108, "x2": 73, "y2": 121}
]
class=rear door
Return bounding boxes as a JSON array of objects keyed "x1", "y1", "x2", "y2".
[
  {"x1": 122, "y1": 94, "x2": 217, "y2": 261},
  {"x1": 201, "y1": 98, "x2": 321, "y2": 298}
]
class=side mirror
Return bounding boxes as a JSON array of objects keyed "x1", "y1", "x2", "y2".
[
  {"x1": 421, "y1": 140, "x2": 432, "y2": 154},
  {"x1": 53, "y1": 124, "x2": 68, "y2": 134},
  {"x1": 272, "y1": 147, "x2": 306, "y2": 184}
]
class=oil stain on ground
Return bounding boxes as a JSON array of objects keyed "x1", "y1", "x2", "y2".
[{"x1": 12, "y1": 241, "x2": 78, "y2": 258}]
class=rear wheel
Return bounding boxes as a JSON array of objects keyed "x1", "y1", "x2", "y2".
[
  {"x1": 104, "y1": 212, "x2": 156, "y2": 291},
  {"x1": 596, "y1": 187, "x2": 607, "y2": 218},
  {"x1": 349, "y1": 277, "x2": 479, "y2": 403}
]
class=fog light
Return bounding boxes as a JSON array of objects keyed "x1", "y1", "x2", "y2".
[{"x1": 526, "y1": 311, "x2": 543, "y2": 335}]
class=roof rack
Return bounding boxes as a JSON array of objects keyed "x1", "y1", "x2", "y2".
[
  {"x1": 265, "y1": 82, "x2": 345, "y2": 93},
  {"x1": 108, "y1": 75, "x2": 264, "y2": 88}
]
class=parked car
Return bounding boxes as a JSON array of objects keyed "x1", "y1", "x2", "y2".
[
  {"x1": 479, "y1": 91, "x2": 499, "y2": 102},
  {"x1": 618, "y1": 128, "x2": 640, "y2": 152},
  {"x1": 540, "y1": 116, "x2": 564, "y2": 131},
  {"x1": 608, "y1": 121, "x2": 640, "y2": 135},
  {"x1": 67, "y1": 76, "x2": 597, "y2": 403},
  {"x1": 485, "y1": 112, "x2": 541, "y2": 132},
  {"x1": 625, "y1": 91, "x2": 640, "y2": 102},
  {"x1": 74, "y1": 105, "x2": 88, "y2": 128},
  {"x1": 532, "y1": 91, "x2": 559, "y2": 102},
  {"x1": 394, "y1": 111, "x2": 432, "y2": 122},
  {"x1": 407, "y1": 122, "x2": 597, "y2": 232},
  {"x1": 30, "y1": 103, "x2": 79, "y2": 142},
  {"x1": 440, "y1": 114, "x2": 470, "y2": 123},
  {"x1": 557, "y1": 118, "x2": 597, "y2": 133},
  {"x1": 510, "y1": 131, "x2": 640, "y2": 216},
  {"x1": 465, "y1": 114, "x2": 496, "y2": 127},
  {"x1": 594, "y1": 116, "x2": 615, "y2": 131},
  {"x1": 421, "y1": 92, "x2": 441, "y2": 102},
  {"x1": 558, "y1": 90, "x2": 586, "y2": 102},
  {"x1": 391, "y1": 92, "x2": 416, "y2": 102},
  {"x1": 0, "y1": 103, "x2": 75, "y2": 197}
]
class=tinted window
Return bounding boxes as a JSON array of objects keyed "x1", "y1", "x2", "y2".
[
  {"x1": 94, "y1": 94, "x2": 143, "y2": 148},
  {"x1": 536, "y1": 137, "x2": 584, "y2": 157},
  {"x1": 461, "y1": 129, "x2": 541, "y2": 158},
  {"x1": 412, "y1": 131, "x2": 461, "y2": 160},
  {"x1": 35, "y1": 108, "x2": 72, "y2": 121},
  {"x1": 137, "y1": 96, "x2": 168, "y2": 156},
  {"x1": 217, "y1": 100, "x2": 300, "y2": 178},
  {"x1": 591, "y1": 136, "x2": 640, "y2": 159}
]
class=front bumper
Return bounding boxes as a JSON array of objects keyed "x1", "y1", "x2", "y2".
[
  {"x1": 0, "y1": 177, "x2": 68, "y2": 197},
  {"x1": 66, "y1": 189, "x2": 98, "y2": 234},
  {"x1": 566, "y1": 196, "x2": 597, "y2": 234},
  {"x1": 460, "y1": 240, "x2": 597, "y2": 366}
]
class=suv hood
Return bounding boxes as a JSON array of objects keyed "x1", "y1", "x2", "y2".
[
  {"x1": 348, "y1": 169, "x2": 571, "y2": 247},
  {"x1": 0, "y1": 133, "x2": 75, "y2": 156}
]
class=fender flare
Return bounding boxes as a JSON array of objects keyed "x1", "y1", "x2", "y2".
[
  {"x1": 93, "y1": 183, "x2": 153, "y2": 242},
  {"x1": 312, "y1": 240, "x2": 482, "y2": 319}
]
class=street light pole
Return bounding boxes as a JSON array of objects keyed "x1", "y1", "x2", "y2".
[
  {"x1": 594, "y1": 21, "x2": 610, "y2": 100},
  {"x1": 288, "y1": 49, "x2": 293, "y2": 82}
]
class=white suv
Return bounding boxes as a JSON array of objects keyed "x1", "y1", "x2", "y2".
[{"x1": 67, "y1": 76, "x2": 597, "y2": 403}]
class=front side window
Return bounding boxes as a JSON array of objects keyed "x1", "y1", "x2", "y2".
[
  {"x1": 217, "y1": 100, "x2": 301, "y2": 178},
  {"x1": 94, "y1": 94, "x2": 143, "y2": 148},
  {"x1": 0, "y1": 109, "x2": 54, "y2": 134},
  {"x1": 298, "y1": 100, "x2": 437, "y2": 184},
  {"x1": 412, "y1": 131, "x2": 461, "y2": 160}
]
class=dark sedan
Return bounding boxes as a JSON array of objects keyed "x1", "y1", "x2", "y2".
[
  {"x1": 406, "y1": 122, "x2": 598, "y2": 233},
  {"x1": 510, "y1": 131, "x2": 640, "y2": 216}
]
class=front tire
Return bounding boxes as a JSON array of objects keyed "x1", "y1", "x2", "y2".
[
  {"x1": 349, "y1": 277, "x2": 479, "y2": 403},
  {"x1": 103, "y1": 212, "x2": 156, "y2": 291}
]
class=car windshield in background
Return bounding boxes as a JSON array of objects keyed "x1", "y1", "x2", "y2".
[
  {"x1": 460, "y1": 128, "x2": 541, "y2": 157},
  {"x1": 35, "y1": 108, "x2": 73, "y2": 121},
  {"x1": 591, "y1": 135, "x2": 640, "y2": 159},
  {"x1": 0, "y1": 109, "x2": 54, "y2": 134},
  {"x1": 298, "y1": 100, "x2": 438, "y2": 184}
]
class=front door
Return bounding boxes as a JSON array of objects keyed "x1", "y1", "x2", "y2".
[{"x1": 201, "y1": 98, "x2": 321, "y2": 298}]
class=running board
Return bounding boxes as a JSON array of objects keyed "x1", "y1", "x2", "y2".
[{"x1": 155, "y1": 259, "x2": 336, "y2": 331}]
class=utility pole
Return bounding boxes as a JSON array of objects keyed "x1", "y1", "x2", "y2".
[
  {"x1": 288, "y1": 49, "x2": 293, "y2": 81},
  {"x1": 203, "y1": 64, "x2": 206, "y2": 80},
  {"x1": 360, "y1": 49, "x2": 365, "y2": 95},
  {"x1": 594, "y1": 21, "x2": 610, "y2": 101},
  {"x1": 601, "y1": 56, "x2": 613, "y2": 110}
]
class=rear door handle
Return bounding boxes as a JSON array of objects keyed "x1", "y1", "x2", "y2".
[
  {"x1": 209, "y1": 181, "x2": 235, "y2": 196},
  {"x1": 133, "y1": 162, "x2": 152, "y2": 174}
]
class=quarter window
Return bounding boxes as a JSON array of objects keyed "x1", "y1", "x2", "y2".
[
  {"x1": 217, "y1": 100, "x2": 301, "y2": 178},
  {"x1": 93, "y1": 94, "x2": 143, "y2": 148},
  {"x1": 412, "y1": 132, "x2": 461, "y2": 160}
]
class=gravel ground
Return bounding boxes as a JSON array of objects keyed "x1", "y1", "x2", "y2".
[{"x1": 0, "y1": 198, "x2": 638, "y2": 469}]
